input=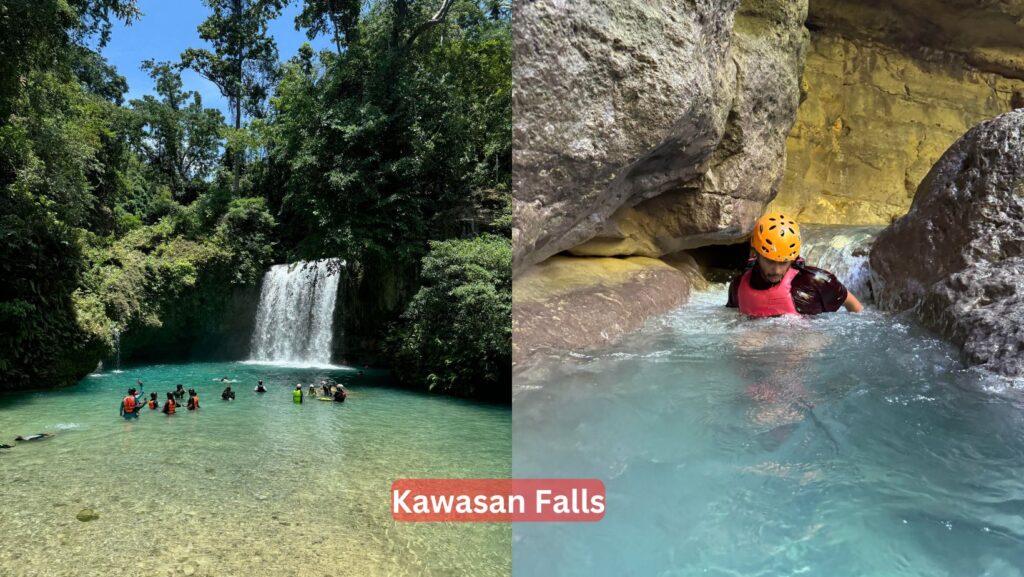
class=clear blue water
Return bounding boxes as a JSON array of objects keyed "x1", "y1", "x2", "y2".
[
  {"x1": 0, "y1": 362, "x2": 511, "y2": 577},
  {"x1": 513, "y1": 285, "x2": 1024, "y2": 577}
]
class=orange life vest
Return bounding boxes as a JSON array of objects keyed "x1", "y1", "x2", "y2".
[
  {"x1": 187, "y1": 396, "x2": 198, "y2": 410},
  {"x1": 148, "y1": 399, "x2": 157, "y2": 409},
  {"x1": 123, "y1": 396, "x2": 136, "y2": 413},
  {"x1": 165, "y1": 400, "x2": 176, "y2": 414}
]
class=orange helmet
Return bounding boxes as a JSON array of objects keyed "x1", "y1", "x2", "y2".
[{"x1": 751, "y1": 212, "x2": 800, "y2": 262}]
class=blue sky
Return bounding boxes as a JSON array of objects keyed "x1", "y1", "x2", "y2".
[{"x1": 102, "y1": 0, "x2": 331, "y2": 117}]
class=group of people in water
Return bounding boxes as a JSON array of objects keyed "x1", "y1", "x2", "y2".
[
  {"x1": 2, "y1": 376, "x2": 354, "y2": 450},
  {"x1": 120, "y1": 376, "x2": 349, "y2": 419},
  {"x1": 291, "y1": 380, "x2": 348, "y2": 404}
]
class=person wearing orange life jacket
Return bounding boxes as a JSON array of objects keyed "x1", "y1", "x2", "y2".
[
  {"x1": 162, "y1": 392, "x2": 178, "y2": 415},
  {"x1": 187, "y1": 389, "x2": 200, "y2": 410},
  {"x1": 120, "y1": 387, "x2": 143, "y2": 420},
  {"x1": 147, "y1": 392, "x2": 159, "y2": 410},
  {"x1": 726, "y1": 213, "x2": 863, "y2": 316}
]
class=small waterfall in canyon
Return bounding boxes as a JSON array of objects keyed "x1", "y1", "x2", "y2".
[
  {"x1": 798, "y1": 224, "x2": 883, "y2": 303},
  {"x1": 249, "y1": 259, "x2": 343, "y2": 366}
]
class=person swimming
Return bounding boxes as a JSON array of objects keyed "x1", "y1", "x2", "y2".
[
  {"x1": 255, "y1": 380, "x2": 267, "y2": 393},
  {"x1": 15, "y1": 433, "x2": 54, "y2": 442},
  {"x1": 162, "y1": 392, "x2": 178, "y2": 415}
]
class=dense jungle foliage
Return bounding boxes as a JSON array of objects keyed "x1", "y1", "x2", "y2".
[{"x1": 0, "y1": 0, "x2": 511, "y2": 400}]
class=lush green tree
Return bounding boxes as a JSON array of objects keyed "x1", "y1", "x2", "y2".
[
  {"x1": 268, "y1": 0, "x2": 510, "y2": 260},
  {"x1": 295, "y1": 0, "x2": 362, "y2": 53},
  {"x1": 214, "y1": 197, "x2": 277, "y2": 283},
  {"x1": 181, "y1": 0, "x2": 285, "y2": 194},
  {"x1": 0, "y1": 0, "x2": 140, "y2": 390},
  {"x1": 0, "y1": 0, "x2": 139, "y2": 118},
  {"x1": 129, "y1": 61, "x2": 225, "y2": 202},
  {"x1": 391, "y1": 234, "x2": 511, "y2": 400}
]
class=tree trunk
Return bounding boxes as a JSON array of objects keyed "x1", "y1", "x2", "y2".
[
  {"x1": 233, "y1": 98, "x2": 241, "y2": 195},
  {"x1": 232, "y1": 0, "x2": 243, "y2": 196}
]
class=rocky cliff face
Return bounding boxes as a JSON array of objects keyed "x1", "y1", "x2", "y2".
[
  {"x1": 513, "y1": 0, "x2": 808, "y2": 271},
  {"x1": 771, "y1": 1, "x2": 1024, "y2": 224},
  {"x1": 512, "y1": 0, "x2": 808, "y2": 364},
  {"x1": 870, "y1": 109, "x2": 1024, "y2": 377}
]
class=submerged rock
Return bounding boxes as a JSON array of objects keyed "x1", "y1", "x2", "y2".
[
  {"x1": 76, "y1": 508, "x2": 99, "y2": 522},
  {"x1": 870, "y1": 109, "x2": 1024, "y2": 377}
]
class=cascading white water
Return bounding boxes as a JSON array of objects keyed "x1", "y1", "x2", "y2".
[
  {"x1": 112, "y1": 328, "x2": 121, "y2": 371},
  {"x1": 799, "y1": 224, "x2": 883, "y2": 302},
  {"x1": 248, "y1": 259, "x2": 343, "y2": 365}
]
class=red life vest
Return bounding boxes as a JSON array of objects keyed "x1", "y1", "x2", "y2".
[
  {"x1": 123, "y1": 396, "x2": 136, "y2": 413},
  {"x1": 148, "y1": 399, "x2": 157, "y2": 409},
  {"x1": 737, "y1": 266, "x2": 799, "y2": 317},
  {"x1": 165, "y1": 400, "x2": 176, "y2": 414}
]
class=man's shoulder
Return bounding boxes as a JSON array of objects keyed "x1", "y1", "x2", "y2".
[{"x1": 795, "y1": 264, "x2": 839, "y2": 283}]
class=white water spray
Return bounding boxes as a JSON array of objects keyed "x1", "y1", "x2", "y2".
[{"x1": 248, "y1": 259, "x2": 343, "y2": 365}]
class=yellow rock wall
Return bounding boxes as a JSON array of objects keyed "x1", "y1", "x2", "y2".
[{"x1": 771, "y1": 32, "x2": 1024, "y2": 224}]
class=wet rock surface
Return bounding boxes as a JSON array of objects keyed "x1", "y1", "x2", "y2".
[
  {"x1": 871, "y1": 109, "x2": 1024, "y2": 376},
  {"x1": 513, "y1": 255, "x2": 702, "y2": 368}
]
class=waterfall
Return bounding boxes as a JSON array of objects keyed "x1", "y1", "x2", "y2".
[
  {"x1": 113, "y1": 328, "x2": 121, "y2": 372},
  {"x1": 248, "y1": 259, "x2": 343, "y2": 366},
  {"x1": 799, "y1": 225, "x2": 883, "y2": 303}
]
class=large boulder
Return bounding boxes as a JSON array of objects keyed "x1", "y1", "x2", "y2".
[
  {"x1": 870, "y1": 109, "x2": 1024, "y2": 376},
  {"x1": 570, "y1": 0, "x2": 810, "y2": 258},
  {"x1": 513, "y1": 0, "x2": 808, "y2": 274}
]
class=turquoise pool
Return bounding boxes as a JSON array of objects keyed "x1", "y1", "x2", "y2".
[{"x1": 0, "y1": 362, "x2": 511, "y2": 577}]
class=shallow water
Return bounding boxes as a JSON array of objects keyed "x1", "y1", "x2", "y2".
[
  {"x1": 0, "y1": 362, "x2": 511, "y2": 577},
  {"x1": 513, "y1": 285, "x2": 1024, "y2": 577}
]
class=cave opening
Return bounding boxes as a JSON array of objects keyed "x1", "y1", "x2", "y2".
[{"x1": 680, "y1": 242, "x2": 753, "y2": 284}]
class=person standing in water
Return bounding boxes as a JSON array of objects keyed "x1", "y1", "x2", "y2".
[
  {"x1": 147, "y1": 392, "x2": 159, "y2": 410},
  {"x1": 726, "y1": 213, "x2": 863, "y2": 316},
  {"x1": 162, "y1": 392, "x2": 178, "y2": 415},
  {"x1": 187, "y1": 389, "x2": 200, "y2": 410},
  {"x1": 120, "y1": 387, "x2": 143, "y2": 419},
  {"x1": 333, "y1": 386, "x2": 347, "y2": 403},
  {"x1": 255, "y1": 380, "x2": 267, "y2": 393},
  {"x1": 293, "y1": 384, "x2": 304, "y2": 404},
  {"x1": 174, "y1": 384, "x2": 186, "y2": 400},
  {"x1": 221, "y1": 385, "x2": 235, "y2": 401}
]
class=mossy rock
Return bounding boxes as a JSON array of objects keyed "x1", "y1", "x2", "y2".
[{"x1": 76, "y1": 508, "x2": 99, "y2": 522}]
